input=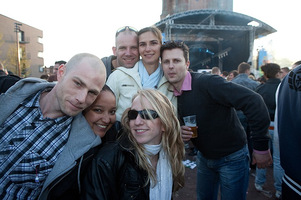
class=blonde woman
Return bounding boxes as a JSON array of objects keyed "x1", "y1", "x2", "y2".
[{"x1": 82, "y1": 89, "x2": 185, "y2": 200}]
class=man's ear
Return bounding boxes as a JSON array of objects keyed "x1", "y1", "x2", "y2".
[
  {"x1": 112, "y1": 46, "x2": 117, "y2": 56},
  {"x1": 186, "y1": 60, "x2": 190, "y2": 70},
  {"x1": 57, "y1": 64, "x2": 65, "y2": 81}
]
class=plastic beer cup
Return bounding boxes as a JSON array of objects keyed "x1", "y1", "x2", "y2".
[{"x1": 183, "y1": 115, "x2": 198, "y2": 138}]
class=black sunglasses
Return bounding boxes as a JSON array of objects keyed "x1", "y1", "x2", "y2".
[
  {"x1": 115, "y1": 26, "x2": 138, "y2": 37},
  {"x1": 128, "y1": 109, "x2": 159, "y2": 120}
]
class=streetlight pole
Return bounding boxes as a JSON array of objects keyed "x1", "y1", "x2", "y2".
[{"x1": 14, "y1": 23, "x2": 22, "y2": 77}]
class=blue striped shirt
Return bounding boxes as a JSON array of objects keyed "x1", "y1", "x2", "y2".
[{"x1": 0, "y1": 90, "x2": 72, "y2": 199}]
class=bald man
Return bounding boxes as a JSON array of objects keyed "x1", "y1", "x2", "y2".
[{"x1": 0, "y1": 53, "x2": 106, "y2": 199}]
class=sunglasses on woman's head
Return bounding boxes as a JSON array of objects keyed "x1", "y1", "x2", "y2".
[{"x1": 128, "y1": 109, "x2": 159, "y2": 120}]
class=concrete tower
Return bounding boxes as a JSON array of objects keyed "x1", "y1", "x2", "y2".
[{"x1": 161, "y1": 0, "x2": 233, "y2": 19}]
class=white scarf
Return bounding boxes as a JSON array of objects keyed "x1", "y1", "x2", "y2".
[
  {"x1": 144, "y1": 144, "x2": 173, "y2": 200},
  {"x1": 138, "y1": 60, "x2": 163, "y2": 89}
]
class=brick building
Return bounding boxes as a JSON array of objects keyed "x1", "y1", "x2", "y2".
[
  {"x1": 0, "y1": 14, "x2": 44, "y2": 78},
  {"x1": 161, "y1": 0, "x2": 233, "y2": 19}
]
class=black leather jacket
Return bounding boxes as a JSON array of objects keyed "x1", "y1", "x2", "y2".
[
  {"x1": 44, "y1": 127, "x2": 119, "y2": 200},
  {"x1": 81, "y1": 136, "x2": 150, "y2": 200},
  {"x1": 45, "y1": 146, "x2": 100, "y2": 200}
]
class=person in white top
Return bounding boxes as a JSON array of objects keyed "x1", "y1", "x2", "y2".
[{"x1": 107, "y1": 26, "x2": 176, "y2": 122}]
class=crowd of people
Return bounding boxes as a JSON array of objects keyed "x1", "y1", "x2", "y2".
[{"x1": 0, "y1": 25, "x2": 300, "y2": 200}]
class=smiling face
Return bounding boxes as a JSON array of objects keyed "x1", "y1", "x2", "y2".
[
  {"x1": 138, "y1": 31, "x2": 161, "y2": 66},
  {"x1": 84, "y1": 90, "x2": 116, "y2": 137},
  {"x1": 55, "y1": 57, "x2": 106, "y2": 117},
  {"x1": 113, "y1": 31, "x2": 139, "y2": 68},
  {"x1": 129, "y1": 95, "x2": 164, "y2": 145}
]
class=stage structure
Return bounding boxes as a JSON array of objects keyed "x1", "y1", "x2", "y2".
[{"x1": 155, "y1": 9, "x2": 276, "y2": 72}]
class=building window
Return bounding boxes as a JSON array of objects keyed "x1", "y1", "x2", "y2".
[
  {"x1": 38, "y1": 37, "x2": 43, "y2": 44},
  {"x1": 38, "y1": 52, "x2": 43, "y2": 58},
  {"x1": 19, "y1": 46, "x2": 23, "y2": 60},
  {"x1": 18, "y1": 31, "x2": 25, "y2": 42}
]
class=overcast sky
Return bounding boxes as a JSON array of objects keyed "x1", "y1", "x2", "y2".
[{"x1": 1, "y1": 0, "x2": 299, "y2": 67}]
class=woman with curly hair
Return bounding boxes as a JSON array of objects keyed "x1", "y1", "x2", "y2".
[{"x1": 82, "y1": 89, "x2": 185, "y2": 200}]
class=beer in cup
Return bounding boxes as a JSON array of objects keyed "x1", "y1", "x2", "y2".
[{"x1": 183, "y1": 115, "x2": 198, "y2": 138}]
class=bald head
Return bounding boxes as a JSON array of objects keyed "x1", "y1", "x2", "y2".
[
  {"x1": 64, "y1": 53, "x2": 106, "y2": 76},
  {"x1": 53, "y1": 53, "x2": 107, "y2": 117}
]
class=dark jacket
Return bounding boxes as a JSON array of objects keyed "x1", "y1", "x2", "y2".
[
  {"x1": 177, "y1": 72, "x2": 270, "y2": 159},
  {"x1": 81, "y1": 135, "x2": 150, "y2": 200},
  {"x1": 44, "y1": 127, "x2": 118, "y2": 200},
  {"x1": 278, "y1": 66, "x2": 301, "y2": 188},
  {"x1": 255, "y1": 78, "x2": 281, "y2": 121},
  {"x1": 45, "y1": 146, "x2": 100, "y2": 200},
  {"x1": 101, "y1": 55, "x2": 116, "y2": 79},
  {"x1": 0, "y1": 74, "x2": 21, "y2": 94}
]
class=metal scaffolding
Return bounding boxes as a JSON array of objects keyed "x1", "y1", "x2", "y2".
[{"x1": 155, "y1": 9, "x2": 276, "y2": 72}]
